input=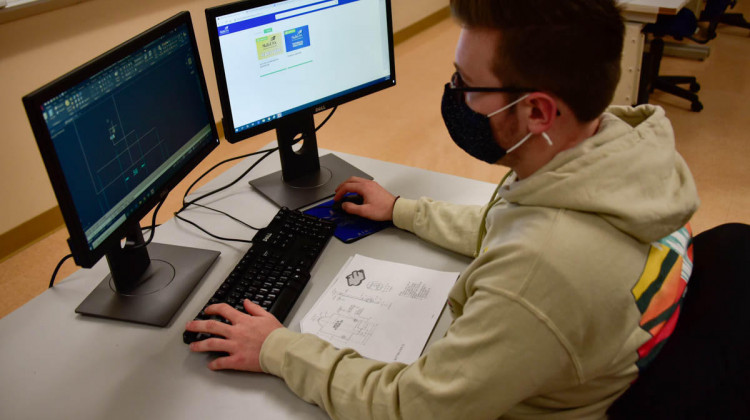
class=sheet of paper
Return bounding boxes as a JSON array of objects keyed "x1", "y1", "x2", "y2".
[{"x1": 301, "y1": 254, "x2": 458, "y2": 364}]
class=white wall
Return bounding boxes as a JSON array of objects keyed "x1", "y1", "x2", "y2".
[{"x1": 0, "y1": 0, "x2": 448, "y2": 235}]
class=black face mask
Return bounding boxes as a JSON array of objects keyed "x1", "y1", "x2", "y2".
[
  {"x1": 442, "y1": 83, "x2": 551, "y2": 164},
  {"x1": 440, "y1": 83, "x2": 509, "y2": 164}
]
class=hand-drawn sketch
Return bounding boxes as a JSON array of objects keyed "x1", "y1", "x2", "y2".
[
  {"x1": 366, "y1": 281, "x2": 393, "y2": 293},
  {"x1": 311, "y1": 311, "x2": 377, "y2": 346},
  {"x1": 331, "y1": 286, "x2": 392, "y2": 310},
  {"x1": 399, "y1": 281, "x2": 431, "y2": 300},
  {"x1": 346, "y1": 269, "x2": 366, "y2": 286},
  {"x1": 301, "y1": 254, "x2": 459, "y2": 363}
]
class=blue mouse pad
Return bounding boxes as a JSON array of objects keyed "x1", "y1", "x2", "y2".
[{"x1": 304, "y1": 198, "x2": 393, "y2": 243}]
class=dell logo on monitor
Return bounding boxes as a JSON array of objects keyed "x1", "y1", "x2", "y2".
[{"x1": 315, "y1": 105, "x2": 326, "y2": 112}]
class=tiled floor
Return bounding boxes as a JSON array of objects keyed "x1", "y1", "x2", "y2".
[{"x1": 2, "y1": 6, "x2": 749, "y2": 319}]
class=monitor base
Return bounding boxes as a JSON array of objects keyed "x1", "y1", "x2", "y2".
[
  {"x1": 250, "y1": 153, "x2": 372, "y2": 209},
  {"x1": 75, "y1": 243, "x2": 219, "y2": 327}
]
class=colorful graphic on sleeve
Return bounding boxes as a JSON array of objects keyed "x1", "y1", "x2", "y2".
[{"x1": 632, "y1": 225, "x2": 693, "y2": 370}]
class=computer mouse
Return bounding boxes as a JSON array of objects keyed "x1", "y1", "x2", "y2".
[{"x1": 333, "y1": 194, "x2": 364, "y2": 211}]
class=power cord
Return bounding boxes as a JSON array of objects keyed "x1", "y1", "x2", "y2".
[
  {"x1": 48, "y1": 198, "x2": 167, "y2": 288},
  {"x1": 49, "y1": 254, "x2": 73, "y2": 289},
  {"x1": 173, "y1": 147, "x2": 276, "y2": 243},
  {"x1": 179, "y1": 107, "x2": 337, "y2": 212},
  {"x1": 131, "y1": 196, "x2": 166, "y2": 250},
  {"x1": 179, "y1": 147, "x2": 277, "y2": 213}
]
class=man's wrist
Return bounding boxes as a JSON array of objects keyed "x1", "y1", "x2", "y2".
[
  {"x1": 259, "y1": 328, "x2": 298, "y2": 376},
  {"x1": 392, "y1": 197, "x2": 418, "y2": 231}
]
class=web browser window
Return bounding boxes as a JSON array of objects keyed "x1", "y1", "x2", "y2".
[{"x1": 214, "y1": 0, "x2": 391, "y2": 132}]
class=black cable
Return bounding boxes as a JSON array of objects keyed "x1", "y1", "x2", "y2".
[
  {"x1": 180, "y1": 106, "x2": 337, "y2": 212},
  {"x1": 49, "y1": 254, "x2": 73, "y2": 288},
  {"x1": 131, "y1": 196, "x2": 166, "y2": 250},
  {"x1": 173, "y1": 212, "x2": 253, "y2": 244},
  {"x1": 180, "y1": 147, "x2": 278, "y2": 211},
  {"x1": 176, "y1": 107, "x2": 338, "y2": 238},
  {"x1": 315, "y1": 106, "x2": 337, "y2": 131},
  {"x1": 181, "y1": 147, "x2": 278, "y2": 208},
  {"x1": 174, "y1": 149, "x2": 277, "y2": 242},
  {"x1": 289, "y1": 106, "x2": 337, "y2": 142},
  {"x1": 48, "y1": 198, "x2": 166, "y2": 288},
  {"x1": 184, "y1": 201, "x2": 261, "y2": 230}
]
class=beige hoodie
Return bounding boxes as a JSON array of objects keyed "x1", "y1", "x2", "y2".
[{"x1": 260, "y1": 105, "x2": 700, "y2": 419}]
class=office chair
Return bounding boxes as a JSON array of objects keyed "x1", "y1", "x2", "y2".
[
  {"x1": 707, "y1": 0, "x2": 750, "y2": 34},
  {"x1": 695, "y1": 0, "x2": 750, "y2": 42},
  {"x1": 638, "y1": 0, "x2": 733, "y2": 112},
  {"x1": 607, "y1": 223, "x2": 750, "y2": 419}
]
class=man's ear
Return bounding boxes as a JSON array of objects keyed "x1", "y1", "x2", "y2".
[{"x1": 523, "y1": 93, "x2": 557, "y2": 134}]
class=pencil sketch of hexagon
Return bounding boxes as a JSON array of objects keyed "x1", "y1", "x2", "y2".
[{"x1": 346, "y1": 269, "x2": 366, "y2": 286}]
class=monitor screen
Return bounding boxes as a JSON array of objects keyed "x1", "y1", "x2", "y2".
[
  {"x1": 40, "y1": 22, "x2": 214, "y2": 259},
  {"x1": 23, "y1": 12, "x2": 221, "y2": 326},
  {"x1": 206, "y1": 0, "x2": 395, "y2": 209},
  {"x1": 211, "y1": 0, "x2": 394, "y2": 138}
]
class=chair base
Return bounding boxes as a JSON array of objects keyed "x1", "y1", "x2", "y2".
[
  {"x1": 720, "y1": 12, "x2": 750, "y2": 29},
  {"x1": 639, "y1": 37, "x2": 704, "y2": 112},
  {"x1": 653, "y1": 76, "x2": 704, "y2": 112}
]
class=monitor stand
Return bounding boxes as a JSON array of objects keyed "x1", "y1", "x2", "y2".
[
  {"x1": 249, "y1": 112, "x2": 372, "y2": 210},
  {"x1": 76, "y1": 226, "x2": 219, "y2": 327}
]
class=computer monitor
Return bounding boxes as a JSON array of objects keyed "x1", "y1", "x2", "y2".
[
  {"x1": 206, "y1": 0, "x2": 396, "y2": 209},
  {"x1": 23, "y1": 12, "x2": 221, "y2": 327}
]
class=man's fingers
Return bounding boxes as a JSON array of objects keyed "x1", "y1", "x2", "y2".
[
  {"x1": 189, "y1": 337, "x2": 230, "y2": 354},
  {"x1": 342, "y1": 202, "x2": 367, "y2": 216},
  {"x1": 334, "y1": 185, "x2": 364, "y2": 201},
  {"x1": 335, "y1": 176, "x2": 368, "y2": 192},
  {"x1": 334, "y1": 177, "x2": 369, "y2": 200},
  {"x1": 208, "y1": 354, "x2": 243, "y2": 371},
  {"x1": 186, "y1": 299, "x2": 279, "y2": 373},
  {"x1": 243, "y1": 299, "x2": 272, "y2": 317},
  {"x1": 204, "y1": 303, "x2": 242, "y2": 323},
  {"x1": 186, "y1": 318, "x2": 233, "y2": 338}
]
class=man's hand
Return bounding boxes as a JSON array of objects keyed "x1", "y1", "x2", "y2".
[
  {"x1": 334, "y1": 176, "x2": 398, "y2": 221},
  {"x1": 186, "y1": 299, "x2": 283, "y2": 372}
]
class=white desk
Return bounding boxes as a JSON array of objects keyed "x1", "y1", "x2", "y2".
[
  {"x1": 619, "y1": 0, "x2": 690, "y2": 23},
  {"x1": 0, "y1": 149, "x2": 496, "y2": 419},
  {"x1": 613, "y1": 0, "x2": 691, "y2": 106}
]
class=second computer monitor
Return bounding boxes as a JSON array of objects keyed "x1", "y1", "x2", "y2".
[
  {"x1": 206, "y1": 0, "x2": 396, "y2": 209},
  {"x1": 23, "y1": 12, "x2": 221, "y2": 326}
]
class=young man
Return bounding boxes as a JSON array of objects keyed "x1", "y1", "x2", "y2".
[{"x1": 186, "y1": 0, "x2": 700, "y2": 418}]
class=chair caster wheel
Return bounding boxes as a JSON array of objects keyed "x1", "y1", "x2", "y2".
[
  {"x1": 690, "y1": 82, "x2": 700, "y2": 93},
  {"x1": 691, "y1": 101, "x2": 703, "y2": 112}
]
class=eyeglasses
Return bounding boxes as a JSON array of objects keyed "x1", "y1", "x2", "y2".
[
  {"x1": 447, "y1": 71, "x2": 560, "y2": 116},
  {"x1": 448, "y1": 71, "x2": 534, "y2": 97}
]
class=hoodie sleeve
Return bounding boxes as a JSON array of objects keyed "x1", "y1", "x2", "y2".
[
  {"x1": 259, "y1": 285, "x2": 577, "y2": 420},
  {"x1": 391, "y1": 197, "x2": 485, "y2": 257}
]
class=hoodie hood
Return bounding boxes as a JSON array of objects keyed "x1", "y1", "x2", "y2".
[{"x1": 498, "y1": 105, "x2": 699, "y2": 243}]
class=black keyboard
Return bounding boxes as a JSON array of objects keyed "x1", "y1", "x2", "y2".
[{"x1": 183, "y1": 207, "x2": 336, "y2": 344}]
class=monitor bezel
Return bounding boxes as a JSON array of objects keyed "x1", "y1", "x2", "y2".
[
  {"x1": 22, "y1": 11, "x2": 220, "y2": 269},
  {"x1": 205, "y1": 0, "x2": 396, "y2": 143}
]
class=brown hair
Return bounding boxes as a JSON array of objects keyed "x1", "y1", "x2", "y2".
[{"x1": 450, "y1": 0, "x2": 624, "y2": 122}]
